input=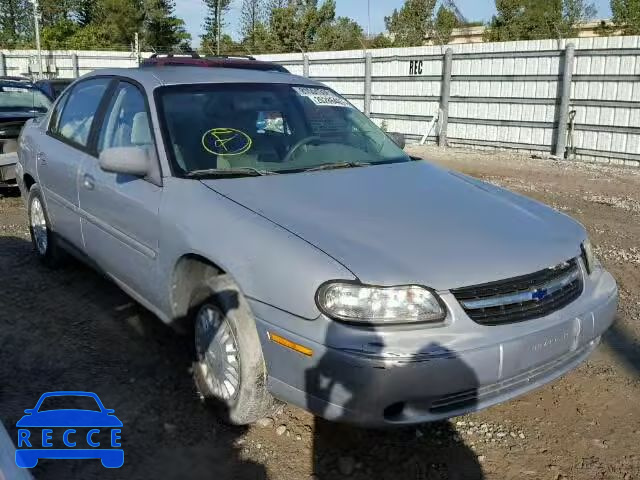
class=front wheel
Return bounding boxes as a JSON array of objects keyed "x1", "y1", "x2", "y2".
[
  {"x1": 192, "y1": 275, "x2": 275, "y2": 425},
  {"x1": 27, "y1": 184, "x2": 64, "y2": 268}
]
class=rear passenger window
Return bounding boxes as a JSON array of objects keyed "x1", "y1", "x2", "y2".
[{"x1": 53, "y1": 78, "x2": 110, "y2": 148}]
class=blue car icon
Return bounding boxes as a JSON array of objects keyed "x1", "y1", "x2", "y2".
[{"x1": 15, "y1": 391, "x2": 123, "y2": 468}]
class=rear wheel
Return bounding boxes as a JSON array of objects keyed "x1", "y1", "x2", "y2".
[
  {"x1": 192, "y1": 275, "x2": 275, "y2": 425},
  {"x1": 27, "y1": 185, "x2": 64, "y2": 268}
]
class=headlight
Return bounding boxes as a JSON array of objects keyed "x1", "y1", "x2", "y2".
[
  {"x1": 582, "y1": 239, "x2": 601, "y2": 275},
  {"x1": 316, "y1": 282, "x2": 446, "y2": 325}
]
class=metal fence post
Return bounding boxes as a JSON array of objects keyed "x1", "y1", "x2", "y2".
[
  {"x1": 439, "y1": 48, "x2": 453, "y2": 147},
  {"x1": 364, "y1": 52, "x2": 372, "y2": 117},
  {"x1": 0, "y1": 53, "x2": 6, "y2": 77},
  {"x1": 303, "y1": 54, "x2": 309, "y2": 77},
  {"x1": 555, "y1": 43, "x2": 575, "y2": 158},
  {"x1": 71, "y1": 53, "x2": 79, "y2": 78}
]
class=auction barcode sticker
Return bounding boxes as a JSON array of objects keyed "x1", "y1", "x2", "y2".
[{"x1": 293, "y1": 87, "x2": 352, "y2": 108}]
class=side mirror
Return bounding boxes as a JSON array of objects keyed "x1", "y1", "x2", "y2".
[
  {"x1": 99, "y1": 147, "x2": 150, "y2": 177},
  {"x1": 387, "y1": 132, "x2": 406, "y2": 149},
  {"x1": 24, "y1": 409, "x2": 34, "y2": 414}
]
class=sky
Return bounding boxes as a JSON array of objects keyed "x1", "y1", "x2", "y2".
[{"x1": 176, "y1": 0, "x2": 613, "y2": 45}]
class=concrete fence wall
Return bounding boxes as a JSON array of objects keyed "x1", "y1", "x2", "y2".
[
  {"x1": 0, "y1": 49, "x2": 148, "y2": 79},
  {"x1": 258, "y1": 36, "x2": 640, "y2": 167}
]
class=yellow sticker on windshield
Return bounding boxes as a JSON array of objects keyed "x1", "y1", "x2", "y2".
[{"x1": 202, "y1": 128, "x2": 252, "y2": 156}]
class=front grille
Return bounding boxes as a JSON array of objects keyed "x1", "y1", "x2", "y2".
[{"x1": 452, "y1": 258, "x2": 583, "y2": 325}]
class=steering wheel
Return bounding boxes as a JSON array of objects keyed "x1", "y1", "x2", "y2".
[{"x1": 282, "y1": 136, "x2": 323, "y2": 163}]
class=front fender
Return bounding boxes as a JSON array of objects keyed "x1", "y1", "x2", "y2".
[{"x1": 158, "y1": 178, "x2": 355, "y2": 320}]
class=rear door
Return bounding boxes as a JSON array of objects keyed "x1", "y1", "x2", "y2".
[
  {"x1": 37, "y1": 77, "x2": 112, "y2": 249},
  {"x1": 78, "y1": 80, "x2": 162, "y2": 305}
]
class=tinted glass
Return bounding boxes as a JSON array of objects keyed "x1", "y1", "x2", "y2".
[
  {"x1": 98, "y1": 82, "x2": 153, "y2": 153},
  {"x1": 55, "y1": 78, "x2": 110, "y2": 147},
  {"x1": 157, "y1": 83, "x2": 409, "y2": 175},
  {"x1": 51, "y1": 81, "x2": 72, "y2": 99}
]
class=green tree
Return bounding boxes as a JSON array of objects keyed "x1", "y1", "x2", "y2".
[
  {"x1": 67, "y1": 22, "x2": 115, "y2": 48},
  {"x1": 368, "y1": 33, "x2": 393, "y2": 49},
  {"x1": 219, "y1": 33, "x2": 242, "y2": 54},
  {"x1": 75, "y1": 0, "x2": 99, "y2": 26},
  {"x1": 431, "y1": 5, "x2": 458, "y2": 44},
  {"x1": 41, "y1": 19, "x2": 80, "y2": 49},
  {"x1": 249, "y1": 21, "x2": 277, "y2": 53},
  {"x1": 201, "y1": 0, "x2": 231, "y2": 52},
  {"x1": 142, "y1": 0, "x2": 190, "y2": 50},
  {"x1": 93, "y1": 0, "x2": 144, "y2": 47},
  {"x1": 268, "y1": 0, "x2": 335, "y2": 52},
  {"x1": 240, "y1": 0, "x2": 266, "y2": 50},
  {"x1": 315, "y1": 16, "x2": 364, "y2": 51},
  {"x1": 384, "y1": 0, "x2": 437, "y2": 47},
  {"x1": 38, "y1": 0, "x2": 76, "y2": 27},
  {"x1": 0, "y1": 0, "x2": 34, "y2": 47},
  {"x1": 485, "y1": 0, "x2": 596, "y2": 41},
  {"x1": 611, "y1": 0, "x2": 640, "y2": 34}
]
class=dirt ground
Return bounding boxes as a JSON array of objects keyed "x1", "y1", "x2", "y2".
[{"x1": 0, "y1": 146, "x2": 638, "y2": 480}]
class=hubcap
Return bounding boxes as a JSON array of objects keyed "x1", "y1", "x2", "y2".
[
  {"x1": 30, "y1": 197, "x2": 48, "y2": 255},
  {"x1": 195, "y1": 305, "x2": 241, "y2": 401}
]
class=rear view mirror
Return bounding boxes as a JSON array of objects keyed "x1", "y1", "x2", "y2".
[
  {"x1": 388, "y1": 132, "x2": 406, "y2": 149},
  {"x1": 99, "y1": 147, "x2": 150, "y2": 177}
]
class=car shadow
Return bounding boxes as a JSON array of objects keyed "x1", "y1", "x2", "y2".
[
  {"x1": 603, "y1": 319, "x2": 640, "y2": 377},
  {"x1": 0, "y1": 235, "x2": 266, "y2": 479},
  {"x1": 305, "y1": 321, "x2": 485, "y2": 479},
  {"x1": 0, "y1": 187, "x2": 21, "y2": 198}
]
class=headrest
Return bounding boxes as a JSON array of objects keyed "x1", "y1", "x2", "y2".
[{"x1": 131, "y1": 112, "x2": 152, "y2": 145}]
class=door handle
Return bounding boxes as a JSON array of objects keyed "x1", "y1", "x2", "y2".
[
  {"x1": 36, "y1": 152, "x2": 46, "y2": 164},
  {"x1": 83, "y1": 174, "x2": 95, "y2": 190}
]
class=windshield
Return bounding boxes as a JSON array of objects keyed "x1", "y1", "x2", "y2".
[
  {"x1": 0, "y1": 83, "x2": 52, "y2": 113},
  {"x1": 157, "y1": 83, "x2": 409, "y2": 175}
]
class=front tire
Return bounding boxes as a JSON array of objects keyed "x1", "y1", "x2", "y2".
[
  {"x1": 192, "y1": 275, "x2": 275, "y2": 425},
  {"x1": 27, "y1": 184, "x2": 63, "y2": 268}
]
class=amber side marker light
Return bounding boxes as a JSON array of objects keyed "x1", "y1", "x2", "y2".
[{"x1": 268, "y1": 332, "x2": 313, "y2": 357}]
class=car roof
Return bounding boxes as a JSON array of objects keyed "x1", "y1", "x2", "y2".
[
  {"x1": 0, "y1": 78, "x2": 37, "y2": 88},
  {"x1": 82, "y1": 66, "x2": 322, "y2": 90},
  {"x1": 0, "y1": 75, "x2": 31, "y2": 82},
  {"x1": 36, "y1": 78, "x2": 74, "y2": 84}
]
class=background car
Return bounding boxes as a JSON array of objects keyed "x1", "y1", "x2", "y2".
[
  {"x1": 35, "y1": 78, "x2": 74, "y2": 101},
  {"x1": 0, "y1": 78, "x2": 51, "y2": 190}
]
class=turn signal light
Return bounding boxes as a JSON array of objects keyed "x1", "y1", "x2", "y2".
[{"x1": 268, "y1": 332, "x2": 313, "y2": 357}]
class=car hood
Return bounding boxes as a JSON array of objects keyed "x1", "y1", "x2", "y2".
[{"x1": 202, "y1": 161, "x2": 586, "y2": 290}]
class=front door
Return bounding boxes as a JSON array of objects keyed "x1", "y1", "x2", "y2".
[
  {"x1": 78, "y1": 80, "x2": 162, "y2": 305},
  {"x1": 37, "y1": 78, "x2": 111, "y2": 249}
]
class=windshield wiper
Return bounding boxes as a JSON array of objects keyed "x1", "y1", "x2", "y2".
[
  {"x1": 186, "y1": 167, "x2": 278, "y2": 178},
  {"x1": 303, "y1": 161, "x2": 371, "y2": 172}
]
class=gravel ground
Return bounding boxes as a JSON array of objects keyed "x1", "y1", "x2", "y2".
[{"x1": 0, "y1": 146, "x2": 639, "y2": 480}]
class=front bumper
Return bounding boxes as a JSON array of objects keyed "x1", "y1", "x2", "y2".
[{"x1": 253, "y1": 268, "x2": 618, "y2": 427}]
